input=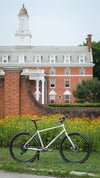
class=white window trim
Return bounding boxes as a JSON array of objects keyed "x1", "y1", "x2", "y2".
[
  {"x1": 50, "y1": 80, "x2": 55, "y2": 88},
  {"x1": 2, "y1": 55, "x2": 9, "y2": 63},
  {"x1": 49, "y1": 90, "x2": 57, "y2": 95},
  {"x1": 79, "y1": 55, "x2": 85, "y2": 63},
  {"x1": 64, "y1": 55, "x2": 71, "y2": 63},
  {"x1": 65, "y1": 68, "x2": 70, "y2": 75},
  {"x1": 50, "y1": 55, "x2": 56, "y2": 63},
  {"x1": 50, "y1": 95, "x2": 55, "y2": 104},
  {"x1": 64, "y1": 95, "x2": 70, "y2": 104},
  {"x1": 50, "y1": 68, "x2": 55, "y2": 75},
  {"x1": 65, "y1": 80, "x2": 70, "y2": 88},
  {"x1": 18, "y1": 55, "x2": 26, "y2": 63},
  {"x1": 49, "y1": 90, "x2": 56, "y2": 104},
  {"x1": 64, "y1": 90, "x2": 71, "y2": 95},
  {"x1": 35, "y1": 55, "x2": 42, "y2": 64},
  {"x1": 80, "y1": 68, "x2": 85, "y2": 75}
]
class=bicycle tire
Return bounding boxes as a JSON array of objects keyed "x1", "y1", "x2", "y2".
[
  {"x1": 9, "y1": 132, "x2": 40, "y2": 162},
  {"x1": 59, "y1": 132, "x2": 91, "y2": 163}
]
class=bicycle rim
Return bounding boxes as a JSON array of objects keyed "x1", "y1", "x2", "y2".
[
  {"x1": 60, "y1": 132, "x2": 91, "y2": 163},
  {"x1": 9, "y1": 132, "x2": 40, "y2": 162}
]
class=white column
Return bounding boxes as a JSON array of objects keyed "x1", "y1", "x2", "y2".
[
  {"x1": 42, "y1": 78, "x2": 45, "y2": 104},
  {"x1": 36, "y1": 80, "x2": 39, "y2": 101}
]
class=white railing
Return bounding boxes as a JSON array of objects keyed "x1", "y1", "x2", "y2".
[{"x1": 21, "y1": 69, "x2": 44, "y2": 75}]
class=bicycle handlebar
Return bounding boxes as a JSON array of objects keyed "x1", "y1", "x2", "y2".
[
  {"x1": 57, "y1": 114, "x2": 68, "y2": 123},
  {"x1": 61, "y1": 114, "x2": 68, "y2": 120}
]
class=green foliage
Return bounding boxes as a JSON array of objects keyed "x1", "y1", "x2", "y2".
[
  {"x1": 73, "y1": 78, "x2": 100, "y2": 103},
  {"x1": 0, "y1": 149, "x2": 100, "y2": 177},
  {"x1": 81, "y1": 41, "x2": 100, "y2": 80},
  {"x1": 46, "y1": 103, "x2": 100, "y2": 107},
  {"x1": 92, "y1": 41, "x2": 100, "y2": 80},
  {"x1": 0, "y1": 115, "x2": 100, "y2": 152},
  {"x1": 0, "y1": 115, "x2": 35, "y2": 147}
]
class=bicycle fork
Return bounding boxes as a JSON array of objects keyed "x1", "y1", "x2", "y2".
[{"x1": 62, "y1": 124, "x2": 76, "y2": 150}]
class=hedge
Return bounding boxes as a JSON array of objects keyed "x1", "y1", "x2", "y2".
[{"x1": 46, "y1": 103, "x2": 100, "y2": 107}]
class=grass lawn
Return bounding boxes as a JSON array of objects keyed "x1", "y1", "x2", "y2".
[{"x1": 0, "y1": 148, "x2": 100, "y2": 177}]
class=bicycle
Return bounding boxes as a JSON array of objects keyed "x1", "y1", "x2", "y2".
[{"x1": 9, "y1": 115, "x2": 91, "y2": 163}]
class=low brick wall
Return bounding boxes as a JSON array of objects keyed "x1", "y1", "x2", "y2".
[
  {"x1": 0, "y1": 77, "x2": 4, "y2": 119},
  {"x1": 26, "y1": 77, "x2": 100, "y2": 120},
  {"x1": 43, "y1": 106, "x2": 100, "y2": 120},
  {"x1": 0, "y1": 73, "x2": 100, "y2": 120}
]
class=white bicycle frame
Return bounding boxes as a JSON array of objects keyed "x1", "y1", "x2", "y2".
[{"x1": 24, "y1": 122, "x2": 75, "y2": 151}]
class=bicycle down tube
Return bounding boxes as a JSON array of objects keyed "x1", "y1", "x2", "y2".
[{"x1": 24, "y1": 123, "x2": 75, "y2": 151}]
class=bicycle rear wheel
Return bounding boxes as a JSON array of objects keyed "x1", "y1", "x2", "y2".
[
  {"x1": 60, "y1": 132, "x2": 91, "y2": 163},
  {"x1": 9, "y1": 132, "x2": 40, "y2": 162}
]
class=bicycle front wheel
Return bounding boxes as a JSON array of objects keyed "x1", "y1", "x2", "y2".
[
  {"x1": 9, "y1": 132, "x2": 40, "y2": 162},
  {"x1": 60, "y1": 132, "x2": 91, "y2": 163}
]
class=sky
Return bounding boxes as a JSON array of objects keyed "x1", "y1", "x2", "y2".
[{"x1": 0, "y1": 0, "x2": 100, "y2": 46}]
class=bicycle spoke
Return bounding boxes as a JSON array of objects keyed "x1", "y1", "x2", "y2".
[
  {"x1": 9, "y1": 132, "x2": 40, "y2": 162},
  {"x1": 60, "y1": 133, "x2": 91, "y2": 163}
]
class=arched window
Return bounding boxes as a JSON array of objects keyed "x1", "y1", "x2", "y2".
[{"x1": 64, "y1": 90, "x2": 71, "y2": 103}]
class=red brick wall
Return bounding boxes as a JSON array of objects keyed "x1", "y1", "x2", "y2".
[
  {"x1": 20, "y1": 76, "x2": 36, "y2": 115},
  {"x1": 20, "y1": 76, "x2": 51, "y2": 116},
  {"x1": 0, "y1": 77, "x2": 4, "y2": 119},
  {"x1": 27, "y1": 66, "x2": 93, "y2": 104},
  {"x1": 4, "y1": 69, "x2": 22, "y2": 117},
  {"x1": 19, "y1": 76, "x2": 100, "y2": 120},
  {"x1": 0, "y1": 66, "x2": 94, "y2": 119}
]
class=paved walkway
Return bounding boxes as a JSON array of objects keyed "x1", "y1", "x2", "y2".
[
  {"x1": 0, "y1": 170, "x2": 98, "y2": 178},
  {"x1": 0, "y1": 171, "x2": 56, "y2": 178}
]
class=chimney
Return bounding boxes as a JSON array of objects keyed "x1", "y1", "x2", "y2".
[{"x1": 86, "y1": 34, "x2": 92, "y2": 52}]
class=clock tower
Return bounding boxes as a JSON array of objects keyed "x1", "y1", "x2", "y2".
[{"x1": 15, "y1": 4, "x2": 32, "y2": 46}]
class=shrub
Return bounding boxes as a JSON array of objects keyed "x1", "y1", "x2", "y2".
[
  {"x1": 46, "y1": 103, "x2": 100, "y2": 107},
  {"x1": 0, "y1": 115, "x2": 100, "y2": 151}
]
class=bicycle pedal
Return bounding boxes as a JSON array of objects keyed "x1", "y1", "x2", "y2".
[{"x1": 48, "y1": 150, "x2": 53, "y2": 152}]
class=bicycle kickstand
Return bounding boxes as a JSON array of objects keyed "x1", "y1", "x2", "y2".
[{"x1": 37, "y1": 153, "x2": 40, "y2": 160}]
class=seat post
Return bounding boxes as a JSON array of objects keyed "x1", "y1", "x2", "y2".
[{"x1": 34, "y1": 121, "x2": 38, "y2": 130}]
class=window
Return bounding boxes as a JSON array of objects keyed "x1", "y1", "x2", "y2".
[
  {"x1": 65, "y1": 68, "x2": 70, "y2": 75},
  {"x1": 50, "y1": 56, "x2": 57, "y2": 63},
  {"x1": 35, "y1": 55, "x2": 42, "y2": 63},
  {"x1": 49, "y1": 90, "x2": 56, "y2": 103},
  {"x1": 79, "y1": 55, "x2": 85, "y2": 63},
  {"x1": 50, "y1": 80, "x2": 55, "y2": 88},
  {"x1": 2, "y1": 55, "x2": 10, "y2": 63},
  {"x1": 64, "y1": 55, "x2": 71, "y2": 63},
  {"x1": 50, "y1": 68, "x2": 55, "y2": 75},
  {"x1": 18, "y1": 55, "x2": 26, "y2": 63},
  {"x1": 65, "y1": 81, "x2": 70, "y2": 88},
  {"x1": 80, "y1": 69, "x2": 85, "y2": 75},
  {"x1": 50, "y1": 95, "x2": 55, "y2": 104},
  {"x1": 59, "y1": 96, "x2": 61, "y2": 99},
  {"x1": 65, "y1": 95, "x2": 70, "y2": 103}
]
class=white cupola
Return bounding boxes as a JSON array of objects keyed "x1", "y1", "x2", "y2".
[{"x1": 15, "y1": 4, "x2": 32, "y2": 46}]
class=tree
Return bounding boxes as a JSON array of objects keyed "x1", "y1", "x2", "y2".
[
  {"x1": 80, "y1": 41, "x2": 100, "y2": 80},
  {"x1": 73, "y1": 78, "x2": 100, "y2": 103},
  {"x1": 92, "y1": 41, "x2": 100, "y2": 80}
]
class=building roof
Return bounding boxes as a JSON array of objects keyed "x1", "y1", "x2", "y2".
[
  {"x1": 0, "y1": 45, "x2": 94, "y2": 68},
  {"x1": 0, "y1": 45, "x2": 89, "y2": 52}
]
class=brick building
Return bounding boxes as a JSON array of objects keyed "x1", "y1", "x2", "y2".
[{"x1": 0, "y1": 5, "x2": 94, "y2": 118}]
